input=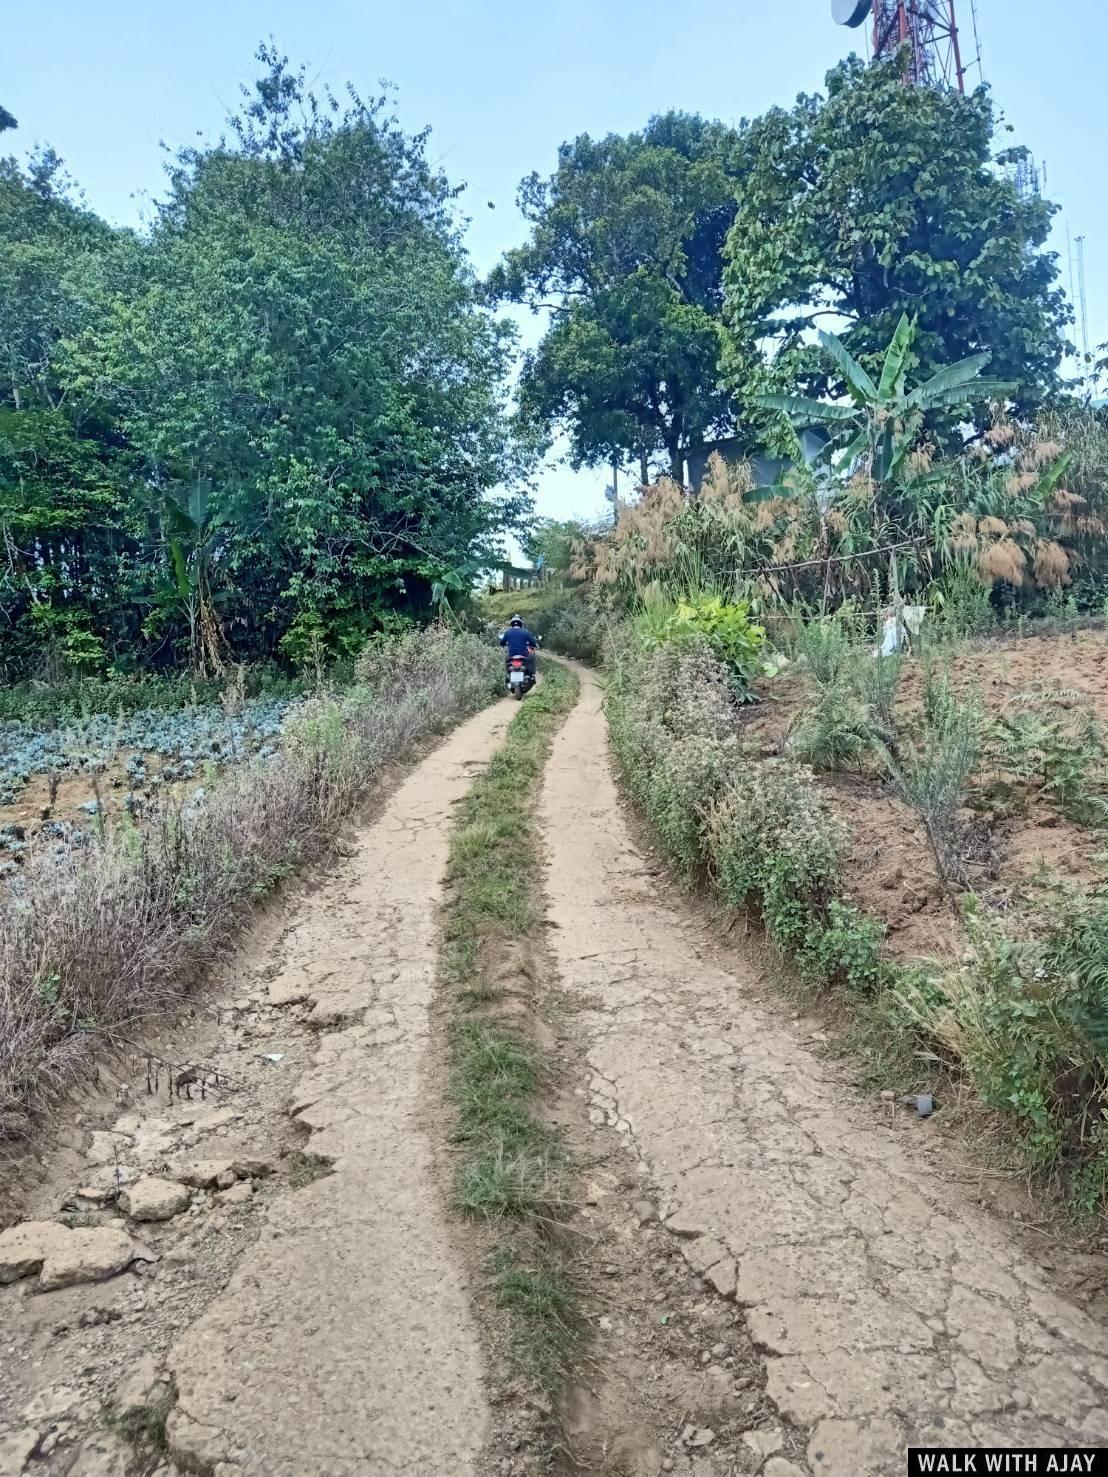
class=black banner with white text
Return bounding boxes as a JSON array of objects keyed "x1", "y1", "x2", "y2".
[{"x1": 909, "y1": 1451, "x2": 1106, "y2": 1476}]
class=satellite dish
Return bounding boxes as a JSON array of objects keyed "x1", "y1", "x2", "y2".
[{"x1": 832, "y1": 0, "x2": 872, "y2": 25}]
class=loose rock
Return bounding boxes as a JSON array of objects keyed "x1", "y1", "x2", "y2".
[
  {"x1": 173, "y1": 1160, "x2": 233, "y2": 1189},
  {"x1": 0, "y1": 1220, "x2": 71, "y2": 1284},
  {"x1": 0, "y1": 1428, "x2": 39, "y2": 1472},
  {"x1": 743, "y1": 1427, "x2": 785, "y2": 1460},
  {"x1": 66, "y1": 1432, "x2": 132, "y2": 1476},
  {"x1": 115, "y1": 1353, "x2": 160, "y2": 1416},
  {"x1": 86, "y1": 1131, "x2": 127, "y2": 1167},
  {"x1": 39, "y1": 1226, "x2": 139, "y2": 1292},
  {"x1": 23, "y1": 1384, "x2": 82, "y2": 1422},
  {"x1": 71, "y1": 1164, "x2": 140, "y2": 1206},
  {"x1": 119, "y1": 1177, "x2": 192, "y2": 1223}
]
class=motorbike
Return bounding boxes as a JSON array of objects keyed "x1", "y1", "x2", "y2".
[
  {"x1": 505, "y1": 636, "x2": 541, "y2": 700},
  {"x1": 505, "y1": 653, "x2": 537, "y2": 699}
]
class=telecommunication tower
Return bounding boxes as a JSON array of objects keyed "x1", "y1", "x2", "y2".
[{"x1": 832, "y1": 0, "x2": 967, "y2": 93}]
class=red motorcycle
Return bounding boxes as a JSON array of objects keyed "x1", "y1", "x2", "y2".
[{"x1": 505, "y1": 653, "x2": 537, "y2": 699}]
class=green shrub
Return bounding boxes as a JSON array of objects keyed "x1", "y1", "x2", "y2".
[
  {"x1": 607, "y1": 630, "x2": 875, "y2": 988},
  {"x1": 896, "y1": 895, "x2": 1108, "y2": 1184},
  {"x1": 800, "y1": 899, "x2": 890, "y2": 994},
  {"x1": 636, "y1": 595, "x2": 767, "y2": 691},
  {"x1": 535, "y1": 601, "x2": 605, "y2": 665},
  {"x1": 792, "y1": 615, "x2": 856, "y2": 687},
  {"x1": 788, "y1": 617, "x2": 877, "y2": 770},
  {"x1": 926, "y1": 564, "x2": 996, "y2": 642},
  {"x1": 712, "y1": 761, "x2": 847, "y2": 951},
  {"x1": 607, "y1": 633, "x2": 742, "y2": 877}
]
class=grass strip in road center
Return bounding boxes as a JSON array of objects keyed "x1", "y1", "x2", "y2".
[{"x1": 439, "y1": 658, "x2": 581, "y2": 1400}]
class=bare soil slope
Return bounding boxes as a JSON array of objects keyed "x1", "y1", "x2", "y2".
[{"x1": 742, "y1": 627, "x2": 1108, "y2": 962}]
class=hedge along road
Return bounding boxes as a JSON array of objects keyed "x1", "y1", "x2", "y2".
[
  {"x1": 166, "y1": 698, "x2": 512, "y2": 1476},
  {"x1": 539, "y1": 660, "x2": 1108, "y2": 1476}
]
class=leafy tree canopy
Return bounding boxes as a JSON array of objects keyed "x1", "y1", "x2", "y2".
[
  {"x1": 520, "y1": 516, "x2": 592, "y2": 575},
  {"x1": 722, "y1": 57, "x2": 1068, "y2": 420},
  {"x1": 0, "y1": 48, "x2": 529, "y2": 677},
  {"x1": 489, "y1": 113, "x2": 744, "y2": 481}
]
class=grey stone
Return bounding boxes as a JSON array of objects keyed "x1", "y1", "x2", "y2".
[
  {"x1": 0, "y1": 1428, "x2": 39, "y2": 1472},
  {"x1": 115, "y1": 1353, "x2": 160, "y2": 1416},
  {"x1": 0, "y1": 1220, "x2": 71, "y2": 1284},
  {"x1": 39, "y1": 1226, "x2": 138, "y2": 1291},
  {"x1": 119, "y1": 1176, "x2": 192, "y2": 1223}
]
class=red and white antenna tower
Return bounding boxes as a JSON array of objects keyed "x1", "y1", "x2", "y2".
[{"x1": 833, "y1": 1, "x2": 967, "y2": 93}]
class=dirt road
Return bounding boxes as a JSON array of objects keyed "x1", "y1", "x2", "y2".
[
  {"x1": 540, "y1": 663, "x2": 1108, "y2": 1476},
  {"x1": 166, "y1": 700, "x2": 511, "y2": 1474},
  {"x1": 4, "y1": 665, "x2": 1108, "y2": 1477}
]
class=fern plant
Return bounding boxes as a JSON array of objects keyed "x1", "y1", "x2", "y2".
[{"x1": 981, "y1": 695, "x2": 1108, "y2": 826}]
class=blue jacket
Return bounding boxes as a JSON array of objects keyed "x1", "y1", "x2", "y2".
[{"x1": 499, "y1": 626, "x2": 537, "y2": 657}]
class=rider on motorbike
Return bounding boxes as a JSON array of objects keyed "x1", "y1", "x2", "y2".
[{"x1": 499, "y1": 615, "x2": 538, "y2": 678}]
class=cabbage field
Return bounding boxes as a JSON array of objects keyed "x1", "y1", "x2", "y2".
[{"x1": 0, "y1": 695, "x2": 298, "y2": 875}]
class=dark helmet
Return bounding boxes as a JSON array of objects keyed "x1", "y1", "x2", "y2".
[{"x1": 510, "y1": 614, "x2": 523, "y2": 627}]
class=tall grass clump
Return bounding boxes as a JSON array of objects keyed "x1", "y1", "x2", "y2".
[
  {"x1": 879, "y1": 672, "x2": 981, "y2": 888},
  {"x1": 605, "y1": 628, "x2": 887, "y2": 993},
  {"x1": 0, "y1": 627, "x2": 502, "y2": 1140},
  {"x1": 787, "y1": 618, "x2": 874, "y2": 770}
]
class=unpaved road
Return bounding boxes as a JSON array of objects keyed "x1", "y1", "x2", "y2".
[
  {"x1": 541, "y1": 663, "x2": 1108, "y2": 1476},
  {"x1": 167, "y1": 700, "x2": 511, "y2": 1474},
  {"x1": 4, "y1": 667, "x2": 1108, "y2": 1477}
]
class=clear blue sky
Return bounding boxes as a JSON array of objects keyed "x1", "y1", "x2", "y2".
[{"x1": 6, "y1": 1, "x2": 1105, "y2": 527}]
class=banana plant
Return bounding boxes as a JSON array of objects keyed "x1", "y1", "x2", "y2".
[
  {"x1": 155, "y1": 481, "x2": 232, "y2": 676},
  {"x1": 755, "y1": 314, "x2": 1016, "y2": 482},
  {"x1": 429, "y1": 559, "x2": 483, "y2": 625}
]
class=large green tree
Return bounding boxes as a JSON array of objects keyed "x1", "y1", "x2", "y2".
[
  {"x1": 490, "y1": 114, "x2": 743, "y2": 482},
  {"x1": 0, "y1": 152, "x2": 144, "y2": 675},
  {"x1": 1, "y1": 48, "x2": 528, "y2": 677},
  {"x1": 722, "y1": 57, "x2": 1068, "y2": 416}
]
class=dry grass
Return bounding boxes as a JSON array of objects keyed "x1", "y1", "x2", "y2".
[{"x1": 0, "y1": 628, "x2": 502, "y2": 1142}]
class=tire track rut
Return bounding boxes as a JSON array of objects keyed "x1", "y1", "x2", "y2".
[{"x1": 166, "y1": 701, "x2": 511, "y2": 1475}]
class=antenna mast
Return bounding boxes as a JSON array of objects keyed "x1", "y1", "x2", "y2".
[
  {"x1": 1075, "y1": 236, "x2": 1091, "y2": 367},
  {"x1": 834, "y1": 1, "x2": 967, "y2": 92}
]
